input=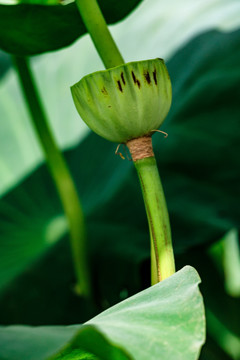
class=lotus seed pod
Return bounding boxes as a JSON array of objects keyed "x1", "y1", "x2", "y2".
[{"x1": 71, "y1": 59, "x2": 172, "y2": 143}]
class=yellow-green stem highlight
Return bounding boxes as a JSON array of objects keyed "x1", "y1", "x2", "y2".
[
  {"x1": 75, "y1": 0, "x2": 124, "y2": 69},
  {"x1": 13, "y1": 56, "x2": 91, "y2": 297},
  {"x1": 134, "y1": 156, "x2": 175, "y2": 283}
]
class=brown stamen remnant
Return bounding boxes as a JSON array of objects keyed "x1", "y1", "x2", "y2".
[
  {"x1": 115, "y1": 143, "x2": 125, "y2": 160},
  {"x1": 151, "y1": 129, "x2": 168, "y2": 138},
  {"x1": 126, "y1": 136, "x2": 154, "y2": 162}
]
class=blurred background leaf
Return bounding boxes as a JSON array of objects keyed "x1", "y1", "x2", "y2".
[
  {"x1": 0, "y1": 50, "x2": 11, "y2": 79},
  {"x1": 209, "y1": 229, "x2": 240, "y2": 298},
  {"x1": 0, "y1": 0, "x2": 63, "y2": 5},
  {"x1": 0, "y1": 0, "x2": 143, "y2": 55},
  {"x1": 160, "y1": 28, "x2": 240, "y2": 251},
  {"x1": 178, "y1": 243, "x2": 240, "y2": 360}
]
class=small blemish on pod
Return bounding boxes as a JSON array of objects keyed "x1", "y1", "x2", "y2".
[
  {"x1": 131, "y1": 71, "x2": 137, "y2": 83},
  {"x1": 117, "y1": 80, "x2": 123, "y2": 92},
  {"x1": 144, "y1": 71, "x2": 151, "y2": 84},
  {"x1": 101, "y1": 87, "x2": 108, "y2": 95},
  {"x1": 131, "y1": 71, "x2": 141, "y2": 89},
  {"x1": 121, "y1": 72, "x2": 126, "y2": 85},
  {"x1": 153, "y1": 69, "x2": 157, "y2": 85}
]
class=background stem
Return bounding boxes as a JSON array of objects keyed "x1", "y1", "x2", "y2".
[
  {"x1": 75, "y1": 0, "x2": 124, "y2": 68},
  {"x1": 134, "y1": 156, "x2": 175, "y2": 283},
  {"x1": 13, "y1": 56, "x2": 91, "y2": 297}
]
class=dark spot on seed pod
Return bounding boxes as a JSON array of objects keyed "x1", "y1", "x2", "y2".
[
  {"x1": 131, "y1": 71, "x2": 141, "y2": 88},
  {"x1": 101, "y1": 87, "x2": 108, "y2": 95},
  {"x1": 131, "y1": 71, "x2": 137, "y2": 83},
  {"x1": 153, "y1": 69, "x2": 157, "y2": 85},
  {"x1": 117, "y1": 80, "x2": 123, "y2": 92},
  {"x1": 121, "y1": 72, "x2": 126, "y2": 85},
  {"x1": 108, "y1": 105, "x2": 112, "y2": 108},
  {"x1": 144, "y1": 71, "x2": 151, "y2": 84}
]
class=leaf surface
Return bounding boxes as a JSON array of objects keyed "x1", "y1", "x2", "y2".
[{"x1": 0, "y1": 267, "x2": 205, "y2": 360}]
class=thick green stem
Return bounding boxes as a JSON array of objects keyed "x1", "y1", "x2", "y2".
[
  {"x1": 75, "y1": 0, "x2": 124, "y2": 68},
  {"x1": 75, "y1": 1, "x2": 175, "y2": 283},
  {"x1": 134, "y1": 156, "x2": 175, "y2": 283},
  {"x1": 13, "y1": 56, "x2": 91, "y2": 297}
]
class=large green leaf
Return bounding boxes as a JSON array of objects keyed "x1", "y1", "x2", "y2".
[
  {"x1": 158, "y1": 28, "x2": 240, "y2": 251},
  {"x1": 0, "y1": 165, "x2": 63, "y2": 290},
  {"x1": 0, "y1": 266, "x2": 205, "y2": 360},
  {"x1": 0, "y1": 325, "x2": 131, "y2": 360},
  {"x1": 0, "y1": 50, "x2": 11, "y2": 79},
  {"x1": 0, "y1": 0, "x2": 142, "y2": 55},
  {"x1": 86, "y1": 266, "x2": 205, "y2": 360}
]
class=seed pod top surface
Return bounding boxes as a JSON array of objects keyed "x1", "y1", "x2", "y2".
[{"x1": 71, "y1": 58, "x2": 172, "y2": 143}]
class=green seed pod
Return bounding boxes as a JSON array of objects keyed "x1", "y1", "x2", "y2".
[{"x1": 71, "y1": 58, "x2": 172, "y2": 143}]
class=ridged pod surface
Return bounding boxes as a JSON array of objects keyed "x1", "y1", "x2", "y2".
[{"x1": 71, "y1": 59, "x2": 172, "y2": 143}]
